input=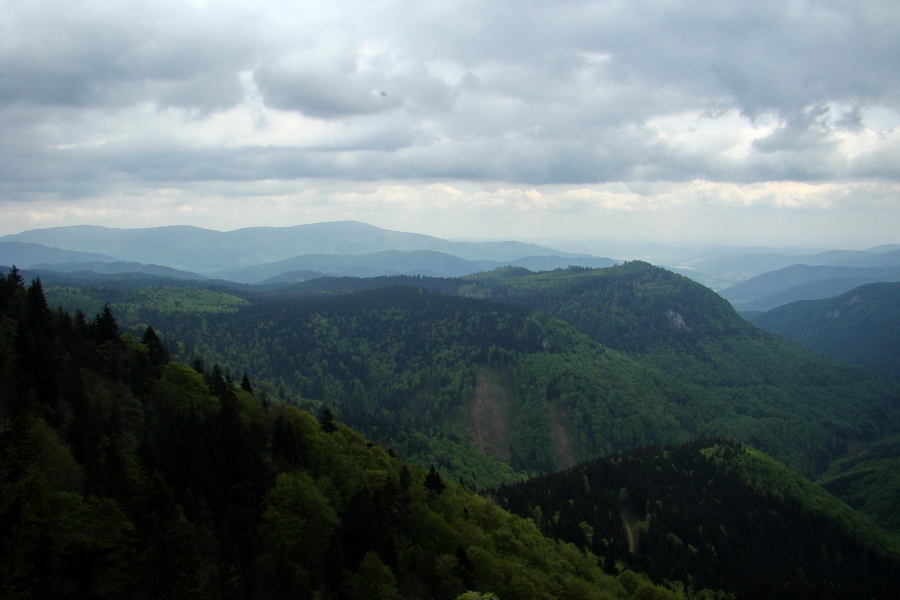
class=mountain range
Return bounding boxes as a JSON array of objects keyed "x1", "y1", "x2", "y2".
[
  {"x1": 720, "y1": 262, "x2": 900, "y2": 312},
  {"x1": 0, "y1": 221, "x2": 616, "y2": 282},
  {"x1": 4, "y1": 222, "x2": 899, "y2": 300},
  {"x1": 672, "y1": 246, "x2": 900, "y2": 288}
]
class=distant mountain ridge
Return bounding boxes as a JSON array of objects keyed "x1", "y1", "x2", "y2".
[
  {"x1": 216, "y1": 250, "x2": 618, "y2": 284},
  {"x1": 0, "y1": 221, "x2": 614, "y2": 281},
  {"x1": 672, "y1": 246, "x2": 900, "y2": 289},
  {"x1": 5, "y1": 222, "x2": 897, "y2": 302},
  {"x1": 749, "y1": 281, "x2": 900, "y2": 377},
  {"x1": 32, "y1": 261, "x2": 208, "y2": 280},
  {"x1": 721, "y1": 263, "x2": 900, "y2": 311},
  {"x1": 0, "y1": 241, "x2": 119, "y2": 266}
]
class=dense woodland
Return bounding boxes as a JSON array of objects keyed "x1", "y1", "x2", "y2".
[
  {"x1": 749, "y1": 281, "x2": 900, "y2": 377},
  {"x1": 7, "y1": 262, "x2": 900, "y2": 598},
  {"x1": 44, "y1": 264, "x2": 900, "y2": 489},
  {"x1": 817, "y1": 432, "x2": 900, "y2": 533},
  {"x1": 1, "y1": 268, "x2": 697, "y2": 599},
  {"x1": 494, "y1": 438, "x2": 900, "y2": 599}
]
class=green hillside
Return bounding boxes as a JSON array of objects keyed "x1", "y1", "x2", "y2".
[
  {"x1": 817, "y1": 433, "x2": 900, "y2": 532},
  {"x1": 749, "y1": 282, "x2": 900, "y2": 377},
  {"x1": 43, "y1": 263, "x2": 900, "y2": 487},
  {"x1": 0, "y1": 269, "x2": 696, "y2": 600},
  {"x1": 455, "y1": 264, "x2": 900, "y2": 475},
  {"x1": 7, "y1": 264, "x2": 900, "y2": 599},
  {"x1": 494, "y1": 438, "x2": 900, "y2": 599}
]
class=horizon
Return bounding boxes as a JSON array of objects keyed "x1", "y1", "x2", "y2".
[{"x1": 2, "y1": 218, "x2": 894, "y2": 258}]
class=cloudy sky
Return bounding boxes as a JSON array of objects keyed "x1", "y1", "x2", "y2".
[{"x1": 2, "y1": 0, "x2": 899, "y2": 249}]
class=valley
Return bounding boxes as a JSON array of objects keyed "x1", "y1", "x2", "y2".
[{"x1": 2, "y1": 223, "x2": 899, "y2": 599}]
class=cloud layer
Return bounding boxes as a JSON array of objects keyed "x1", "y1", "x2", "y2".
[{"x1": 1, "y1": 0, "x2": 898, "y2": 245}]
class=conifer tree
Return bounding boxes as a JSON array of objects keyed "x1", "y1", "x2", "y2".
[
  {"x1": 240, "y1": 373, "x2": 253, "y2": 394},
  {"x1": 424, "y1": 465, "x2": 446, "y2": 495},
  {"x1": 141, "y1": 325, "x2": 169, "y2": 367},
  {"x1": 319, "y1": 407, "x2": 337, "y2": 433},
  {"x1": 93, "y1": 304, "x2": 121, "y2": 345}
]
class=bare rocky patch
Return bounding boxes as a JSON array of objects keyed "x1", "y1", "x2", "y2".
[
  {"x1": 549, "y1": 400, "x2": 577, "y2": 469},
  {"x1": 469, "y1": 368, "x2": 513, "y2": 463}
]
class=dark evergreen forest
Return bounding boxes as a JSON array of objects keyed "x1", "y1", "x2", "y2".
[{"x1": 494, "y1": 438, "x2": 900, "y2": 599}]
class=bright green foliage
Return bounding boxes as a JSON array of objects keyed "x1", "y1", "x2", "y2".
[
  {"x1": 48, "y1": 285, "x2": 249, "y2": 319},
  {"x1": 256, "y1": 472, "x2": 340, "y2": 596},
  {"x1": 343, "y1": 551, "x2": 404, "y2": 600},
  {"x1": 260, "y1": 472, "x2": 339, "y2": 560}
]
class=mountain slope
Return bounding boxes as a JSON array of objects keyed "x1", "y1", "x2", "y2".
[
  {"x1": 1, "y1": 272, "x2": 684, "y2": 600},
  {"x1": 495, "y1": 438, "x2": 900, "y2": 599},
  {"x1": 454, "y1": 263, "x2": 900, "y2": 475},
  {"x1": 818, "y1": 433, "x2": 900, "y2": 533},
  {"x1": 749, "y1": 282, "x2": 900, "y2": 376},
  {"x1": 44, "y1": 263, "x2": 900, "y2": 483}
]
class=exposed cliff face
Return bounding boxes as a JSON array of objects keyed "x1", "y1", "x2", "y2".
[
  {"x1": 665, "y1": 308, "x2": 690, "y2": 331},
  {"x1": 827, "y1": 294, "x2": 862, "y2": 319}
]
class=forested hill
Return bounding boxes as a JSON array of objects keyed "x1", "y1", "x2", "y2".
[
  {"x1": 6, "y1": 265, "x2": 900, "y2": 598},
  {"x1": 273, "y1": 261, "x2": 767, "y2": 350},
  {"x1": 456, "y1": 264, "x2": 900, "y2": 476},
  {"x1": 0, "y1": 268, "x2": 700, "y2": 600},
  {"x1": 460, "y1": 262, "x2": 751, "y2": 352},
  {"x1": 43, "y1": 263, "x2": 900, "y2": 489},
  {"x1": 748, "y1": 281, "x2": 900, "y2": 377},
  {"x1": 494, "y1": 438, "x2": 900, "y2": 600}
]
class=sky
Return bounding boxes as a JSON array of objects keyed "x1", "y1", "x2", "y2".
[{"x1": 2, "y1": 0, "x2": 899, "y2": 249}]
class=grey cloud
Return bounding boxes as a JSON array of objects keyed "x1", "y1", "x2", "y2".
[
  {"x1": 253, "y1": 61, "x2": 457, "y2": 120},
  {"x1": 753, "y1": 105, "x2": 839, "y2": 154},
  {"x1": 501, "y1": 1, "x2": 900, "y2": 120},
  {"x1": 0, "y1": 0, "x2": 256, "y2": 110},
  {"x1": 253, "y1": 66, "x2": 399, "y2": 118},
  {"x1": 1, "y1": 0, "x2": 899, "y2": 204}
]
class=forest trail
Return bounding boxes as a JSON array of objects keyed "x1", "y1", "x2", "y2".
[{"x1": 624, "y1": 522, "x2": 635, "y2": 553}]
